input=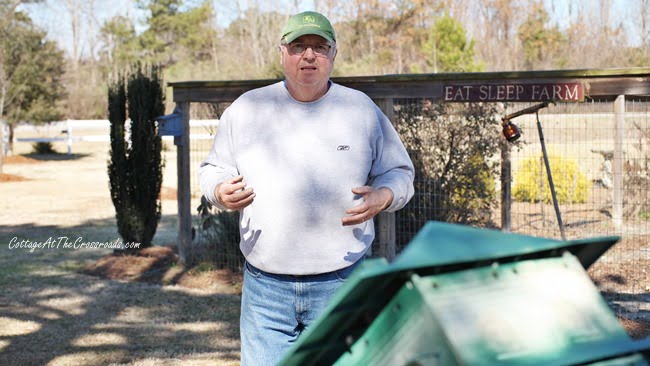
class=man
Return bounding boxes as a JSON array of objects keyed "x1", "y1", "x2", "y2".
[{"x1": 199, "y1": 11, "x2": 414, "y2": 365}]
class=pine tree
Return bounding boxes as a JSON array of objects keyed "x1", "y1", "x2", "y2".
[
  {"x1": 0, "y1": 5, "x2": 65, "y2": 153},
  {"x1": 423, "y1": 14, "x2": 484, "y2": 73}
]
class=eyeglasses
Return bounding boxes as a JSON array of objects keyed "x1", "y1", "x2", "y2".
[{"x1": 284, "y1": 42, "x2": 333, "y2": 57}]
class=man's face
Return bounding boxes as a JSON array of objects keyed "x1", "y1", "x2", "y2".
[{"x1": 281, "y1": 34, "x2": 336, "y2": 91}]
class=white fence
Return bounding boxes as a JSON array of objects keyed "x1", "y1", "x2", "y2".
[
  {"x1": 8, "y1": 119, "x2": 219, "y2": 154},
  {"x1": 1, "y1": 121, "x2": 8, "y2": 156}
]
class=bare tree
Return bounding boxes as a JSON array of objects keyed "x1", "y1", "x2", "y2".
[
  {"x1": 209, "y1": 5, "x2": 221, "y2": 74},
  {"x1": 83, "y1": 0, "x2": 101, "y2": 86},
  {"x1": 474, "y1": 0, "x2": 527, "y2": 71},
  {"x1": 218, "y1": 1, "x2": 285, "y2": 78},
  {"x1": 598, "y1": 0, "x2": 612, "y2": 32},
  {"x1": 639, "y1": 0, "x2": 650, "y2": 49},
  {"x1": 61, "y1": 0, "x2": 82, "y2": 70}
]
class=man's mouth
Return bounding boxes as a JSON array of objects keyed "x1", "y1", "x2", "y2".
[{"x1": 301, "y1": 66, "x2": 318, "y2": 71}]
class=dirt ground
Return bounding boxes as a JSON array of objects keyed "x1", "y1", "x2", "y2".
[{"x1": 0, "y1": 139, "x2": 649, "y2": 366}]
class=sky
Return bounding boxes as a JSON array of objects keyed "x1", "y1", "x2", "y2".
[
  {"x1": 20, "y1": 0, "x2": 139, "y2": 59},
  {"x1": 19, "y1": 0, "x2": 323, "y2": 59},
  {"x1": 19, "y1": 0, "x2": 642, "y2": 60}
]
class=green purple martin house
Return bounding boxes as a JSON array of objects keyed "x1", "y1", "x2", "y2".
[{"x1": 280, "y1": 222, "x2": 650, "y2": 366}]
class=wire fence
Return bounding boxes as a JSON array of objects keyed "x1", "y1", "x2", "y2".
[
  {"x1": 391, "y1": 98, "x2": 648, "y2": 303},
  {"x1": 188, "y1": 97, "x2": 650, "y2": 307}
]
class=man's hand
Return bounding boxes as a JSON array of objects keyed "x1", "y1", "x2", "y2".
[
  {"x1": 215, "y1": 175, "x2": 255, "y2": 210},
  {"x1": 342, "y1": 186, "x2": 393, "y2": 226}
]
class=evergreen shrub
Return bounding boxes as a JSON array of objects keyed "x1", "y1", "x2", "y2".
[
  {"x1": 31, "y1": 141, "x2": 57, "y2": 154},
  {"x1": 107, "y1": 64, "x2": 164, "y2": 251}
]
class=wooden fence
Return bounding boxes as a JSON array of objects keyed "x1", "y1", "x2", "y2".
[{"x1": 170, "y1": 68, "x2": 650, "y2": 267}]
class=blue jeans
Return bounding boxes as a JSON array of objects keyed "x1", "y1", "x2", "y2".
[{"x1": 240, "y1": 259, "x2": 362, "y2": 366}]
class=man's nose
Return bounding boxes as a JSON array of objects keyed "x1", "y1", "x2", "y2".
[{"x1": 302, "y1": 47, "x2": 317, "y2": 60}]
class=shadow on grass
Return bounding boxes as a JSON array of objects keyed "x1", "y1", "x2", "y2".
[
  {"x1": 0, "y1": 215, "x2": 241, "y2": 365},
  {"x1": 0, "y1": 272, "x2": 241, "y2": 365},
  {"x1": 22, "y1": 152, "x2": 92, "y2": 161}
]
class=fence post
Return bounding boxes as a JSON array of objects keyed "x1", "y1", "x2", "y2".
[
  {"x1": 612, "y1": 95, "x2": 625, "y2": 232},
  {"x1": 178, "y1": 102, "x2": 193, "y2": 265},
  {"x1": 374, "y1": 98, "x2": 397, "y2": 261},
  {"x1": 500, "y1": 142, "x2": 512, "y2": 232},
  {"x1": 66, "y1": 119, "x2": 73, "y2": 155}
]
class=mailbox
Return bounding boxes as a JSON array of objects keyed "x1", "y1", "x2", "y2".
[
  {"x1": 155, "y1": 106, "x2": 183, "y2": 137},
  {"x1": 279, "y1": 222, "x2": 650, "y2": 366}
]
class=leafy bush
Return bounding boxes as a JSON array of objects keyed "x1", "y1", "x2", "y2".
[
  {"x1": 624, "y1": 120, "x2": 650, "y2": 218},
  {"x1": 31, "y1": 141, "x2": 57, "y2": 154},
  {"x1": 513, "y1": 154, "x2": 589, "y2": 204},
  {"x1": 394, "y1": 100, "x2": 504, "y2": 247},
  {"x1": 193, "y1": 196, "x2": 242, "y2": 271},
  {"x1": 107, "y1": 64, "x2": 164, "y2": 251}
]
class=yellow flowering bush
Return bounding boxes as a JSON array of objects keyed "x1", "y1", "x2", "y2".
[{"x1": 513, "y1": 154, "x2": 589, "y2": 204}]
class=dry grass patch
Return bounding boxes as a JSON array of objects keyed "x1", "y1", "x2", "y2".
[
  {"x1": 128, "y1": 353, "x2": 240, "y2": 366},
  {"x1": 83, "y1": 246, "x2": 179, "y2": 282},
  {"x1": 160, "y1": 186, "x2": 178, "y2": 200},
  {"x1": 0, "y1": 173, "x2": 28, "y2": 182},
  {"x1": 618, "y1": 317, "x2": 650, "y2": 340},
  {"x1": 2, "y1": 155, "x2": 42, "y2": 164},
  {"x1": 83, "y1": 246, "x2": 242, "y2": 293},
  {"x1": 0, "y1": 142, "x2": 241, "y2": 365},
  {"x1": 0, "y1": 318, "x2": 42, "y2": 336},
  {"x1": 0, "y1": 269, "x2": 241, "y2": 366}
]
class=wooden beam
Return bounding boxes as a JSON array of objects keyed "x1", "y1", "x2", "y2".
[
  {"x1": 172, "y1": 71, "x2": 650, "y2": 103},
  {"x1": 500, "y1": 142, "x2": 512, "y2": 232},
  {"x1": 374, "y1": 98, "x2": 397, "y2": 262},
  {"x1": 612, "y1": 95, "x2": 625, "y2": 232},
  {"x1": 177, "y1": 102, "x2": 193, "y2": 265},
  {"x1": 170, "y1": 67, "x2": 650, "y2": 88}
]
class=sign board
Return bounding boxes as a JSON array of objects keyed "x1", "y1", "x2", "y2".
[{"x1": 443, "y1": 82, "x2": 585, "y2": 102}]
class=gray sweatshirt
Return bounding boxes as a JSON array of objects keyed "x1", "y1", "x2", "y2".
[{"x1": 199, "y1": 81, "x2": 414, "y2": 275}]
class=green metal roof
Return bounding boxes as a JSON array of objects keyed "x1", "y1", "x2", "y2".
[
  {"x1": 279, "y1": 221, "x2": 624, "y2": 366},
  {"x1": 392, "y1": 222, "x2": 619, "y2": 272}
]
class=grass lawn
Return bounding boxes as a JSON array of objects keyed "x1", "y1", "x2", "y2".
[{"x1": 0, "y1": 142, "x2": 242, "y2": 365}]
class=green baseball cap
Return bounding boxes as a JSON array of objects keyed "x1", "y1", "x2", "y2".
[{"x1": 281, "y1": 11, "x2": 336, "y2": 44}]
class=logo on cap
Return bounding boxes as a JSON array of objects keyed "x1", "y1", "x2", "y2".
[{"x1": 303, "y1": 15, "x2": 315, "y2": 23}]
